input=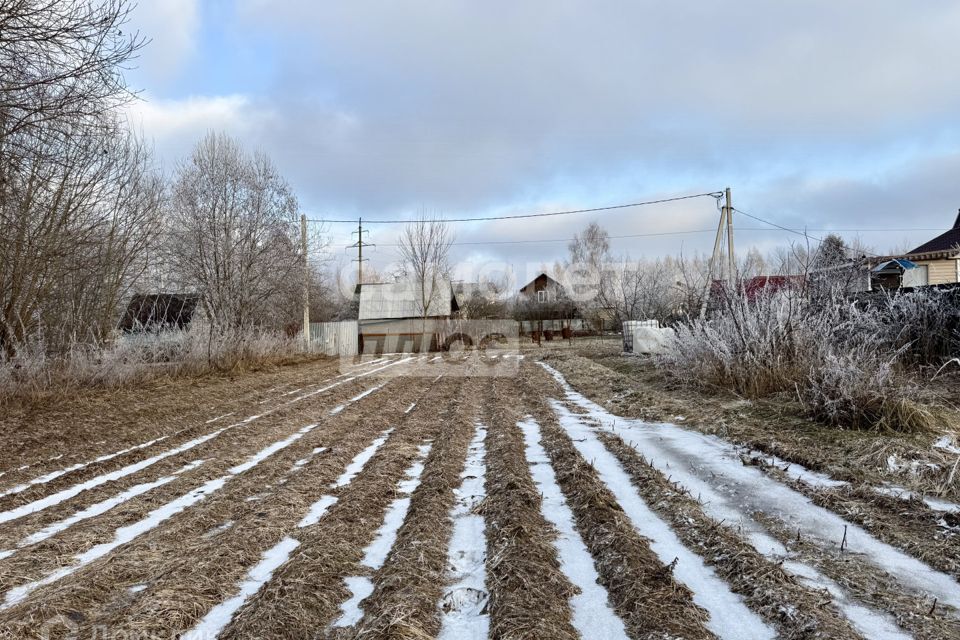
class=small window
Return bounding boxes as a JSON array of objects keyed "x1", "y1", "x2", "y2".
[{"x1": 537, "y1": 290, "x2": 547, "y2": 303}]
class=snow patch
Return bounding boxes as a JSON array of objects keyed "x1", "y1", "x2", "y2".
[
  {"x1": 933, "y1": 435, "x2": 960, "y2": 455},
  {"x1": 742, "y1": 448, "x2": 849, "y2": 489},
  {"x1": 332, "y1": 442, "x2": 432, "y2": 628},
  {"x1": 181, "y1": 536, "x2": 300, "y2": 640},
  {"x1": 1, "y1": 420, "x2": 320, "y2": 609},
  {"x1": 330, "y1": 383, "x2": 387, "y2": 415},
  {"x1": 539, "y1": 361, "x2": 960, "y2": 625},
  {"x1": 438, "y1": 423, "x2": 489, "y2": 640},
  {"x1": 0, "y1": 436, "x2": 169, "y2": 499},
  {"x1": 9, "y1": 460, "x2": 205, "y2": 555},
  {"x1": 519, "y1": 417, "x2": 629, "y2": 640}
]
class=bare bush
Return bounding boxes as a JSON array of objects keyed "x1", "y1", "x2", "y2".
[
  {"x1": 0, "y1": 327, "x2": 302, "y2": 405},
  {"x1": 662, "y1": 285, "x2": 947, "y2": 432}
]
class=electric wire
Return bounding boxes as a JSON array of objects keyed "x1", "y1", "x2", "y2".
[{"x1": 304, "y1": 191, "x2": 724, "y2": 224}]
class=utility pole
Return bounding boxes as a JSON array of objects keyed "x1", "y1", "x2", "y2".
[
  {"x1": 699, "y1": 188, "x2": 736, "y2": 318},
  {"x1": 301, "y1": 213, "x2": 310, "y2": 351},
  {"x1": 724, "y1": 187, "x2": 736, "y2": 287},
  {"x1": 348, "y1": 217, "x2": 374, "y2": 284},
  {"x1": 701, "y1": 193, "x2": 727, "y2": 318}
]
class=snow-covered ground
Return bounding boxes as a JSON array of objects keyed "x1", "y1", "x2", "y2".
[
  {"x1": 540, "y1": 361, "x2": 960, "y2": 634},
  {"x1": 519, "y1": 416, "x2": 630, "y2": 640},
  {"x1": 437, "y1": 423, "x2": 489, "y2": 640}
]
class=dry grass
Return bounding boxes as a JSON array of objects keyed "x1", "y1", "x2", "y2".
[
  {"x1": 0, "y1": 364, "x2": 373, "y2": 548},
  {"x1": 221, "y1": 379, "x2": 457, "y2": 640},
  {"x1": 545, "y1": 345, "x2": 960, "y2": 501},
  {"x1": 347, "y1": 376, "x2": 483, "y2": 639},
  {"x1": 597, "y1": 430, "x2": 862, "y2": 639},
  {"x1": 530, "y1": 411, "x2": 714, "y2": 639},
  {"x1": 0, "y1": 354, "x2": 338, "y2": 479},
  {"x1": 0, "y1": 327, "x2": 311, "y2": 408},
  {"x1": 755, "y1": 512, "x2": 960, "y2": 640},
  {"x1": 483, "y1": 377, "x2": 580, "y2": 640},
  {"x1": 757, "y1": 464, "x2": 960, "y2": 580},
  {"x1": 0, "y1": 375, "x2": 422, "y2": 639}
]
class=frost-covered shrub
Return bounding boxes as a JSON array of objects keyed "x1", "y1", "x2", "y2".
[
  {"x1": 663, "y1": 288, "x2": 840, "y2": 396},
  {"x1": 864, "y1": 287, "x2": 960, "y2": 366},
  {"x1": 0, "y1": 327, "x2": 302, "y2": 404},
  {"x1": 801, "y1": 348, "x2": 933, "y2": 432},
  {"x1": 661, "y1": 285, "x2": 947, "y2": 431}
]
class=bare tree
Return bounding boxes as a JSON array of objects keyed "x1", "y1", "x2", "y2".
[
  {"x1": 0, "y1": 0, "x2": 143, "y2": 159},
  {"x1": 397, "y1": 217, "x2": 454, "y2": 318},
  {"x1": 567, "y1": 222, "x2": 610, "y2": 271},
  {"x1": 0, "y1": 128, "x2": 163, "y2": 355},
  {"x1": 0, "y1": 0, "x2": 152, "y2": 356},
  {"x1": 166, "y1": 132, "x2": 300, "y2": 331}
]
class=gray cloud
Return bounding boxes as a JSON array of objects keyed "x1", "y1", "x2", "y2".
[{"x1": 129, "y1": 1, "x2": 960, "y2": 266}]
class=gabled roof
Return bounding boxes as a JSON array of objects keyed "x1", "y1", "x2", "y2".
[
  {"x1": 118, "y1": 293, "x2": 199, "y2": 332},
  {"x1": 519, "y1": 272, "x2": 563, "y2": 294},
  {"x1": 358, "y1": 280, "x2": 457, "y2": 321},
  {"x1": 908, "y1": 210, "x2": 960, "y2": 255}
]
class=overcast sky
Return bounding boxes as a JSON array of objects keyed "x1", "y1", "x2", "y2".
[{"x1": 125, "y1": 1, "x2": 960, "y2": 284}]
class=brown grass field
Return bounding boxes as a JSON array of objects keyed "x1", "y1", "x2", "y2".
[{"x1": 0, "y1": 343, "x2": 958, "y2": 639}]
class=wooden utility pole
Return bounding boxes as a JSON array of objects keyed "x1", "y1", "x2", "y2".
[{"x1": 301, "y1": 213, "x2": 310, "y2": 351}]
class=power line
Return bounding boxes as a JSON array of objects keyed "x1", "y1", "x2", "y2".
[
  {"x1": 334, "y1": 228, "x2": 717, "y2": 248},
  {"x1": 327, "y1": 226, "x2": 945, "y2": 249},
  {"x1": 733, "y1": 208, "x2": 886, "y2": 258},
  {"x1": 305, "y1": 191, "x2": 724, "y2": 225}
]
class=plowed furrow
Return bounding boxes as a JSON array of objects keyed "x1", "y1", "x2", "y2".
[
  {"x1": 436, "y1": 421, "x2": 490, "y2": 640},
  {"x1": 482, "y1": 376, "x2": 579, "y2": 640},
  {"x1": 0, "y1": 374, "x2": 385, "y2": 556},
  {"x1": 219, "y1": 376, "x2": 464, "y2": 639},
  {"x1": 0, "y1": 377, "x2": 414, "y2": 636},
  {"x1": 0, "y1": 357, "x2": 400, "y2": 516},
  {"x1": 755, "y1": 512, "x2": 960, "y2": 640},
  {"x1": 345, "y1": 374, "x2": 483, "y2": 639},
  {"x1": 597, "y1": 430, "x2": 863, "y2": 639},
  {"x1": 0, "y1": 356, "x2": 373, "y2": 487}
]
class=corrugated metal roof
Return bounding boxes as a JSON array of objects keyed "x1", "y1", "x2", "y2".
[{"x1": 358, "y1": 280, "x2": 455, "y2": 321}]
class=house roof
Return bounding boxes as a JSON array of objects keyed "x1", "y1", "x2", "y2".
[
  {"x1": 519, "y1": 272, "x2": 562, "y2": 294},
  {"x1": 118, "y1": 293, "x2": 199, "y2": 332},
  {"x1": 358, "y1": 280, "x2": 458, "y2": 321},
  {"x1": 908, "y1": 210, "x2": 960, "y2": 255}
]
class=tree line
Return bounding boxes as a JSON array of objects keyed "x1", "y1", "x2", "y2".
[{"x1": 0, "y1": 1, "x2": 313, "y2": 359}]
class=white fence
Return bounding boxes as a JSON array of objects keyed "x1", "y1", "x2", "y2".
[{"x1": 309, "y1": 321, "x2": 358, "y2": 357}]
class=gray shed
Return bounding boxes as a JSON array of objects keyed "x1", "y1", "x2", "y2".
[{"x1": 357, "y1": 280, "x2": 461, "y2": 353}]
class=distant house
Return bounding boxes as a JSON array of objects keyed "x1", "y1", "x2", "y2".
[
  {"x1": 118, "y1": 293, "x2": 200, "y2": 333},
  {"x1": 518, "y1": 273, "x2": 565, "y2": 303},
  {"x1": 901, "y1": 210, "x2": 960, "y2": 285},
  {"x1": 741, "y1": 275, "x2": 806, "y2": 299},
  {"x1": 356, "y1": 280, "x2": 460, "y2": 353},
  {"x1": 864, "y1": 210, "x2": 960, "y2": 289}
]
